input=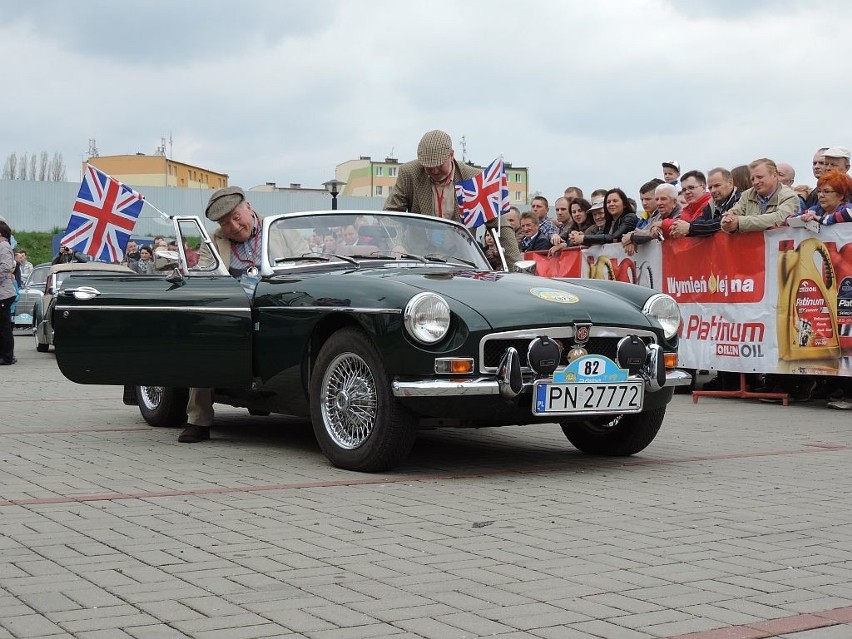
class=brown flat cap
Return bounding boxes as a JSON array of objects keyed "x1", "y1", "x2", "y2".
[
  {"x1": 206, "y1": 186, "x2": 245, "y2": 221},
  {"x1": 417, "y1": 130, "x2": 452, "y2": 168}
]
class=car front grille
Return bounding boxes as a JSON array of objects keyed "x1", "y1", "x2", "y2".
[{"x1": 15, "y1": 291, "x2": 41, "y2": 317}]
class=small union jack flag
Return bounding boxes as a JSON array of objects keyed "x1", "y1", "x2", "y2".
[
  {"x1": 455, "y1": 157, "x2": 510, "y2": 228},
  {"x1": 61, "y1": 165, "x2": 145, "y2": 262}
]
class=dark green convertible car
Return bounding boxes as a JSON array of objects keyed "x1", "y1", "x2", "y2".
[{"x1": 53, "y1": 210, "x2": 690, "y2": 471}]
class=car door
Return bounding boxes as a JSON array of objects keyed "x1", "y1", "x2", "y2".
[{"x1": 53, "y1": 217, "x2": 254, "y2": 389}]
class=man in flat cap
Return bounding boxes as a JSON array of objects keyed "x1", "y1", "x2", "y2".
[
  {"x1": 179, "y1": 186, "x2": 308, "y2": 443},
  {"x1": 383, "y1": 129, "x2": 522, "y2": 269}
]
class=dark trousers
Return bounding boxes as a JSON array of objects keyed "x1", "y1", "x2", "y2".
[{"x1": 0, "y1": 296, "x2": 14, "y2": 361}]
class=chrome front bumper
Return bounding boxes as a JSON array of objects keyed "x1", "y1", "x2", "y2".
[{"x1": 392, "y1": 368, "x2": 692, "y2": 398}]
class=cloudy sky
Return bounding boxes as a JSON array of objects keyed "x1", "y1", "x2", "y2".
[{"x1": 3, "y1": 0, "x2": 849, "y2": 202}]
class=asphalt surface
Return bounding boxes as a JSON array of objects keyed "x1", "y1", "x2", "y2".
[{"x1": 1, "y1": 333, "x2": 851, "y2": 638}]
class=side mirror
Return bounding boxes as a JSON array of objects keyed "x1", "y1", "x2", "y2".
[{"x1": 513, "y1": 260, "x2": 537, "y2": 275}]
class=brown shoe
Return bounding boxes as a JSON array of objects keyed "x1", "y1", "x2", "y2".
[{"x1": 178, "y1": 424, "x2": 210, "y2": 443}]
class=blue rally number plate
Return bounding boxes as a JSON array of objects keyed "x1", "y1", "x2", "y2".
[{"x1": 532, "y1": 380, "x2": 644, "y2": 415}]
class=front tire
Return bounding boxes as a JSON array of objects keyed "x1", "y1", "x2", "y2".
[
  {"x1": 310, "y1": 327, "x2": 415, "y2": 472},
  {"x1": 137, "y1": 386, "x2": 188, "y2": 428},
  {"x1": 561, "y1": 406, "x2": 666, "y2": 456}
]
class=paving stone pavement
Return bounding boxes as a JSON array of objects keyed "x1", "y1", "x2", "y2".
[{"x1": 1, "y1": 334, "x2": 851, "y2": 639}]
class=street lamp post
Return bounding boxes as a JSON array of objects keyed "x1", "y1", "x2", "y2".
[{"x1": 322, "y1": 178, "x2": 346, "y2": 211}]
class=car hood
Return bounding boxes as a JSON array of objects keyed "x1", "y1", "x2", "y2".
[{"x1": 366, "y1": 267, "x2": 655, "y2": 331}]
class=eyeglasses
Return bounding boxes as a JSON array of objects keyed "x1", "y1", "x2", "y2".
[
  {"x1": 817, "y1": 189, "x2": 837, "y2": 195},
  {"x1": 681, "y1": 185, "x2": 704, "y2": 192}
]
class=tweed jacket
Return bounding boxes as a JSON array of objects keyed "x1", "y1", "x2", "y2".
[
  {"x1": 383, "y1": 159, "x2": 480, "y2": 220},
  {"x1": 383, "y1": 159, "x2": 522, "y2": 269}
]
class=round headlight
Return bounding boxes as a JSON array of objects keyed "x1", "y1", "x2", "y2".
[
  {"x1": 643, "y1": 293, "x2": 681, "y2": 339},
  {"x1": 404, "y1": 292, "x2": 450, "y2": 344}
]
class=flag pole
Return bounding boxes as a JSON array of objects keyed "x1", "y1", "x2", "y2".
[{"x1": 142, "y1": 198, "x2": 171, "y2": 220}]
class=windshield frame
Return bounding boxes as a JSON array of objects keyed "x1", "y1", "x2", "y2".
[{"x1": 259, "y1": 210, "x2": 492, "y2": 276}]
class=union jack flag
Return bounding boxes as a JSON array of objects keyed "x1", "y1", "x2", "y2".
[
  {"x1": 61, "y1": 165, "x2": 145, "y2": 262},
  {"x1": 455, "y1": 157, "x2": 510, "y2": 228}
]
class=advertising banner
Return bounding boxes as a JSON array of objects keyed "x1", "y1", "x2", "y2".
[{"x1": 525, "y1": 225, "x2": 852, "y2": 376}]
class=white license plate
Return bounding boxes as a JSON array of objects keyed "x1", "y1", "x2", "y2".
[{"x1": 533, "y1": 380, "x2": 644, "y2": 415}]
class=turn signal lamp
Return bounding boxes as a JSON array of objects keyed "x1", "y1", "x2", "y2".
[
  {"x1": 664, "y1": 352, "x2": 678, "y2": 368},
  {"x1": 435, "y1": 358, "x2": 474, "y2": 375}
]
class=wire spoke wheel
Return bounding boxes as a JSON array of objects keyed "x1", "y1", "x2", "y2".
[
  {"x1": 320, "y1": 353, "x2": 378, "y2": 449},
  {"x1": 138, "y1": 385, "x2": 165, "y2": 412},
  {"x1": 310, "y1": 327, "x2": 416, "y2": 472},
  {"x1": 136, "y1": 385, "x2": 188, "y2": 428}
]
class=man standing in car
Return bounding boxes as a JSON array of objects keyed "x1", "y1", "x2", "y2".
[{"x1": 383, "y1": 130, "x2": 522, "y2": 269}]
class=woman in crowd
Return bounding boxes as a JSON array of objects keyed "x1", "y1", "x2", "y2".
[
  {"x1": 483, "y1": 231, "x2": 503, "y2": 269},
  {"x1": 550, "y1": 197, "x2": 594, "y2": 254},
  {"x1": 731, "y1": 165, "x2": 751, "y2": 192},
  {"x1": 796, "y1": 169, "x2": 852, "y2": 225},
  {"x1": 569, "y1": 188, "x2": 637, "y2": 246},
  {"x1": 132, "y1": 246, "x2": 155, "y2": 274},
  {"x1": 0, "y1": 220, "x2": 17, "y2": 365}
]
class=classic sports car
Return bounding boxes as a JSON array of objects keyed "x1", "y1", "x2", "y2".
[
  {"x1": 13, "y1": 262, "x2": 50, "y2": 328},
  {"x1": 53, "y1": 210, "x2": 690, "y2": 472},
  {"x1": 34, "y1": 261, "x2": 135, "y2": 352}
]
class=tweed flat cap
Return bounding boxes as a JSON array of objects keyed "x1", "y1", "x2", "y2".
[
  {"x1": 206, "y1": 186, "x2": 245, "y2": 221},
  {"x1": 417, "y1": 130, "x2": 453, "y2": 168}
]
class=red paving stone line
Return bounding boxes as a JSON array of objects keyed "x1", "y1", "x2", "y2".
[
  {"x1": 667, "y1": 606, "x2": 852, "y2": 638},
  {"x1": 0, "y1": 397, "x2": 117, "y2": 403},
  {"x1": 0, "y1": 443, "x2": 850, "y2": 508},
  {"x1": 0, "y1": 427, "x2": 149, "y2": 435}
]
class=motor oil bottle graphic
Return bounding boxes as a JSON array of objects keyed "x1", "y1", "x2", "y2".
[
  {"x1": 777, "y1": 238, "x2": 841, "y2": 360},
  {"x1": 825, "y1": 241, "x2": 852, "y2": 352}
]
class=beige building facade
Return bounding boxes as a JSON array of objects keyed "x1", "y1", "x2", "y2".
[{"x1": 85, "y1": 154, "x2": 228, "y2": 190}]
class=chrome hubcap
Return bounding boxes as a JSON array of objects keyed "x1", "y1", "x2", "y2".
[
  {"x1": 320, "y1": 352, "x2": 377, "y2": 449},
  {"x1": 138, "y1": 386, "x2": 164, "y2": 411}
]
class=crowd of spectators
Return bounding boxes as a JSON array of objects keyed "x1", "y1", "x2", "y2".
[{"x1": 504, "y1": 146, "x2": 852, "y2": 409}]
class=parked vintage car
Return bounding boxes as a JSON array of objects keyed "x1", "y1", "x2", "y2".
[
  {"x1": 53, "y1": 211, "x2": 690, "y2": 471},
  {"x1": 34, "y1": 262, "x2": 135, "y2": 352},
  {"x1": 13, "y1": 262, "x2": 50, "y2": 328}
]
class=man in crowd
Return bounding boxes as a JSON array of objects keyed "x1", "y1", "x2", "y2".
[
  {"x1": 621, "y1": 183, "x2": 680, "y2": 254},
  {"x1": 504, "y1": 206, "x2": 523, "y2": 244},
  {"x1": 122, "y1": 240, "x2": 140, "y2": 265},
  {"x1": 563, "y1": 186, "x2": 583, "y2": 201},
  {"x1": 636, "y1": 178, "x2": 664, "y2": 229},
  {"x1": 550, "y1": 196, "x2": 572, "y2": 243},
  {"x1": 674, "y1": 170, "x2": 711, "y2": 226},
  {"x1": 824, "y1": 146, "x2": 851, "y2": 174},
  {"x1": 776, "y1": 162, "x2": 796, "y2": 186},
  {"x1": 670, "y1": 167, "x2": 741, "y2": 238},
  {"x1": 384, "y1": 129, "x2": 521, "y2": 269},
  {"x1": 518, "y1": 211, "x2": 551, "y2": 252},
  {"x1": 804, "y1": 147, "x2": 828, "y2": 208},
  {"x1": 51, "y1": 245, "x2": 88, "y2": 264},
  {"x1": 14, "y1": 249, "x2": 33, "y2": 283},
  {"x1": 721, "y1": 158, "x2": 801, "y2": 233},
  {"x1": 662, "y1": 161, "x2": 681, "y2": 192},
  {"x1": 530, "y1": 195, "x2": 557, "y2": 237}
]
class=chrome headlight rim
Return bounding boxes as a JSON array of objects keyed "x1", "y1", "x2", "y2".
[
  {"x1": 403, "y1": 292, "x2": 451, "y2": 345},
  {"x1": 643, "y1": 293, "x2": 681, "y2": 339}
]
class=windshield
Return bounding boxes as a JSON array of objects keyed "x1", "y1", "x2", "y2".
[{"x1": 267, "y1": 212, "x2": 491, "y2": 270}]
